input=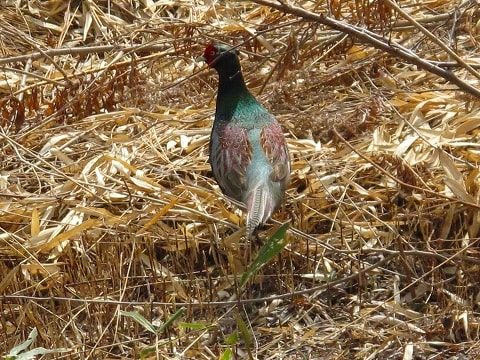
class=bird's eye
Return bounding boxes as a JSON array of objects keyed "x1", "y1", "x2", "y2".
[{"x1": 210, "y1": 50, "x2": 216, "y2": 58}]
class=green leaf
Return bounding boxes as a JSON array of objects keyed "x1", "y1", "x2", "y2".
[
  {"x1": 8, "y1": 327, "x2": 38, "y2": 356},
  {"x1": 224, "y1": 331, "x2": 238, "y2": 345},
  {"x1": 5, "y1": 328, "x2": 69, "y2": 360},
  {"x1": 235, "y1": 314, "x2": 252, "y2": 347},
  {"x1": 10, "y1": 347, "x2": 69, "y2": 360},
  {"x1": 121, "y1": 307, "x2": 185, "y2": 335},
  {"x1": 136, "y1": 308, "x2": 186, "y2": 359},
  {"x1": 240, "y1": 222, "x2": 290, "y2": 287},
  {"x1": 139, "y1": 345, "x2": 156, "y2": 359},
  {"x1": 220, "y1": 348, "x2": 233, "y2": 360},
  {"x1": 179, "y1": 322, "x2": 212, "y2": 330},
  {"x1": 157, "y1": 307, "x2": 185, "y2": 332},
  {"x1": 120, "y1": 310, "x2": 158, "y2": 334}
]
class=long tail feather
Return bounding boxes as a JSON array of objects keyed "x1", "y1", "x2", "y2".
[{"x1": 246, "y1": 184, "x2": 274, "y2": 237}]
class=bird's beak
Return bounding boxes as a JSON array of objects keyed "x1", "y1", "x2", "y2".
[{"x1": 196, "y1": 55, "x2": 206, "y2": 63}]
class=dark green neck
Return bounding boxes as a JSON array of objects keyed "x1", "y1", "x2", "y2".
[
  {"x1": 213, "y1": 50, "x2": 261, "y2": 123},
  {"x1": 220, "y1": 71, "x2": 249, "y2": 96},
  {"x1": 215, "y1": 63, "x2": 254, "y2": 121}
]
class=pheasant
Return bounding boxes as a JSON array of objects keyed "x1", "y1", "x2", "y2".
[{"x1": 199, "y1": 43, "x2": 290, "y2": 236}]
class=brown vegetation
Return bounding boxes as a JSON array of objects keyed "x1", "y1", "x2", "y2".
[{"x1": 1, "y1": 0, "x2": 480, "y2": 358}]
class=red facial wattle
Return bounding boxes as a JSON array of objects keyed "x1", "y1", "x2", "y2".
[{"x1": 203, "y1": 44, "x2": 217, "y2": 67}]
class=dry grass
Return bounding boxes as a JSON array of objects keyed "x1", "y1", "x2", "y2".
[{"x1": 1, "y1": 0, "x2": 480, "y2": 359}]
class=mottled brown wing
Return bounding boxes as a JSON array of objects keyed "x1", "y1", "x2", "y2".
[
  {"x1": 260, "y1": 121, "x2": 290, "y2": 188},
  {"x1": 210, "y1": 123, "x2": 252, "y2": 200}
]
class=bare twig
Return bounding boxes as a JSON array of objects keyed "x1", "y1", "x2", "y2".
[
  {"x1": 0, "y1": 43, "x2": 171, "y2": 66},
  {"x1": 251, "y1": 0, "x2": 480, "y2": 98},
  {"x1": 383, "y1": 0, "x2": 480, "y2": 81}
]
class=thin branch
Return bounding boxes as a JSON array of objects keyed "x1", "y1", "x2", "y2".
[
  {"x1": 0, "y1": 43, "x2": 170, "y2": 66},
  {"x1": 251, "y1": 0, "x2": 480, "y2": 99},
  {"x1": 383, "y1": 0, "x2": 480, "y2": 81}
]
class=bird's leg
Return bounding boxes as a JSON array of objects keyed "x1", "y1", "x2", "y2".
[
  {"x1": 243, "y1": 231, "x2": 252, "y2": 264},
  {"x1": 252, "y1": 228, "x2": 263, "y2": 246}
]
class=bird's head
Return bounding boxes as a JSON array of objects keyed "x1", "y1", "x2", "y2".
[{"x1": 198, "y1": 43, "x2": 240, "y2": 69}]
